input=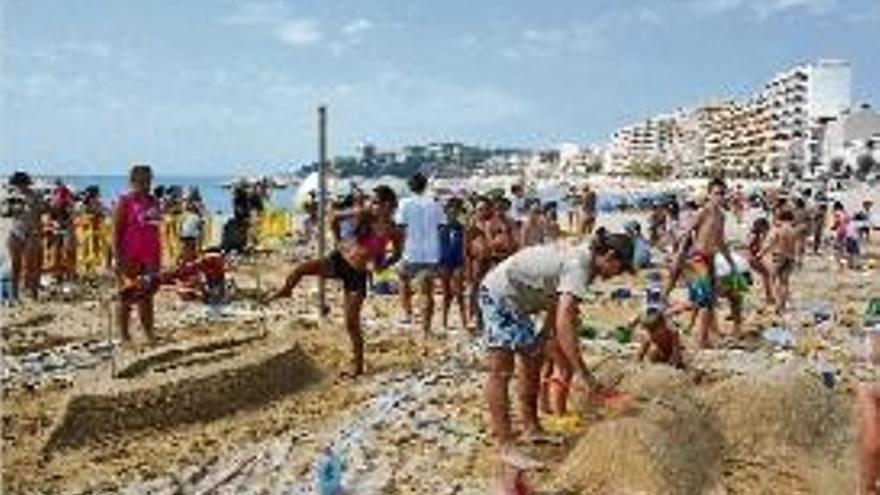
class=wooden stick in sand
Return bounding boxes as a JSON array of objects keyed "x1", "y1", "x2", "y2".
[
  {"x1": 255, "y1": 260, "x2": 268, "y2": 338},
  {"x1": 107, "y1": 294, "x2": 116, "y2": 378}
]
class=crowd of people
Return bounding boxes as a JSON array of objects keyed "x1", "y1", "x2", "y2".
[
  {"x1": 2, "y1": 166, "x2": 878, "y2": 492},
  {"x1": 264, "y1": 172, "x2": 876, "y2": 487}
]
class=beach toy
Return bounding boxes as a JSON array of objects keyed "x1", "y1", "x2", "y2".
[
  {"x1": 541, "y1": 413, "x2": 584, "y2": 435},
  {"x1": 714, "y1": 252, "x2": 749, "y2": 278},
  {"x1": 796, "y1": 336, "x2": 826, "y2": 356},
  {"x1": 866, "y1": 298, "x2": 880, "y2": 325},
  {"x1": 610, "y1": 288, "x2": 632, "y2": 301},
  {"x1": 315, "y1": 447, "x2": 345, "y2": 495},
  {"x1": 0, "y1": 271, "x2": 12, "y2": 305},
  {"x1": 721, "y1": 271, "x2": 751, "y2": 295},
  {"x1": 612, "y1": 325, "x2": 633, "y2": 344},
  {"x1": 811, "y1": 301, "x2": 834, "y2": 324},
  {"x1": 715, "y1": 253, "x2": 751, "y2": 294},
  {"x1": 578, "y1": 324, "x2": 598, "y2": 339}
]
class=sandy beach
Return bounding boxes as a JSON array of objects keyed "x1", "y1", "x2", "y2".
[{"x1": 2, "y1": 184, "x2": 879, "y2": 495}]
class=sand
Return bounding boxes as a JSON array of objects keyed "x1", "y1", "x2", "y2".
[{"x1": 2, "y1": 189, "x2": 879, "y2": 494}]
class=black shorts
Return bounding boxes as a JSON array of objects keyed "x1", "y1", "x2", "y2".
[{"x1": 325, "y1": 250, "x2": 367, "y2": 294}]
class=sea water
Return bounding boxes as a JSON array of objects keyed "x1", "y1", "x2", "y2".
[
  {"x1": 59, "y1": 175, "x2": 295, "y2": 215},
  {"x1": 30, "y1": 174, "x2": 681, "y2": 216}
]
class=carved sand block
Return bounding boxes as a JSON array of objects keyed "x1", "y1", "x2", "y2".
[{"x1": 44, "y1": 333, "x2": 322, "y2": 451}]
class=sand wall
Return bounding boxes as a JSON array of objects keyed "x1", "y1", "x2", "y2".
[{"x1": 44, "y1": 342, "x2": 321, "y2": 451}]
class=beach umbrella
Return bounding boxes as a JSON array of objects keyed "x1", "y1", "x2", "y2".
[{"x1": 294, "y1": 171, "x2": 336, "y2": 209}]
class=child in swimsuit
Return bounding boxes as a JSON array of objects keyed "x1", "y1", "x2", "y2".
[
  {"x1": 439, "y1": 197, "x2": 467, "y2": 329},
  {"x1": 759, "y1": 209, "x2": 799, "y2": 314},
  {"x1": 745, "y1": 217, "x2": 774, "y2": 305},
  {"x1": 629, "y1": 285, "x2": 684, "y2": 367}
]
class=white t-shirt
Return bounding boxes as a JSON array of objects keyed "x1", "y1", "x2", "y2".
[
  {"x1": 482, "y1": 243, "x2": 592, "y2": 314},
  {"x1": 179, "y1": 211, "x2": 203, "y2": 239},
  {"x1": 395, "y1": 194, "x2": 446, "y2": 264}
]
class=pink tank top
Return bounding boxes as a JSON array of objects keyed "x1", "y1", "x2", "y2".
[{"x1": 119, "y1": 192, "x2": 162, "y2": 269}]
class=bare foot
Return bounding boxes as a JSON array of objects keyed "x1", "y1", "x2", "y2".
[{"x1": 499, "y1": 444, "x2": 543, "y2": 471}]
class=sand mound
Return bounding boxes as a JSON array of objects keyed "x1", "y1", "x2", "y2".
[
  {"x1": 551, "y1": 364, "x2": 856, "y2": 495},
  {"x1": 703, "y1": 364, "x2": 846, "y2": 451},
  {"x1": 617, "y1": 364, "x2": 691, "y2": 399},
  {"x1": 552, "y1": 384, "x2": 721, "y2": 495},
  {"x1": 703, "y1": 364, "x2": 855, "y2": 494},
  {"x1": 44, "y1": 341, "x2": 322, "y2": 452}
]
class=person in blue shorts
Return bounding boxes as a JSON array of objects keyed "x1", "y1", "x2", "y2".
[
  {"x1": 480, "y1": 228, "x2": 634, "y2": 469},
  {"x1": 439, "y1": 197, "x2": 467, "y2": 330}
]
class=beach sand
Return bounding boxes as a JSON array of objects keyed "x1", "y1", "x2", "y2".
[{"x1": 2, "y1": 191, "x2": 879, "y2": 494}]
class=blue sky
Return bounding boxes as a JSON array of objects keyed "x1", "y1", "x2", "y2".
[{"x1": 1, "y1": 0, "x2": 878, "y2": 176}]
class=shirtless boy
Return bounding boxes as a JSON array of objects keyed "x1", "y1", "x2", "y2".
[{"x1": 664, "y1": 178, "x2": 736, "y2": 347}]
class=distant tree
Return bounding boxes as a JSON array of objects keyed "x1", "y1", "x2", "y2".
[
  {"x1": 629, "y1": 159, "x2": 672, "y2": 181},
  {"x1": 584, "y1": 158, "x2": 602, "y2": 174}
]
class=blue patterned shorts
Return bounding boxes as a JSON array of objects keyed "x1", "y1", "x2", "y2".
[{"x1": 479, "y1": 286, "x2": 537, "y2": 352}]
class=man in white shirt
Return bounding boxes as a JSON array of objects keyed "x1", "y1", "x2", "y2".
[
  {"x1": 479, "y1": 231, "x2": 634, "y2": 470},
  {"x1": 395, "y1": 172, "x2": 446, "y2": 336}
]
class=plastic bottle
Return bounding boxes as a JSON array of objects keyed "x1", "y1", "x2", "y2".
[
  {"x1": 315, "y1": 447, "x2": 344, "y2": 495},
  {"x1": 0, "y1": 272, "x2": 12, "y2": 305}
]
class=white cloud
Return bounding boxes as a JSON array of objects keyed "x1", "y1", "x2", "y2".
[
  {"x1": 342, "y1": 19, "x2": 372, "y2": 36},
  {"x1": 695, "y1": 0, "x2": 837, "y2": 18},
  {"x1": 276, "y1": 19, "x2": 323, "y2": 46},
  {"x1": 504, "y1": 6, "x2": 665, "y2": 60},
  {"x1": 219, "y1": 0, "x2": 287, "y2": 25},
  {"x1": 504, "y1": 23, "x2": 601, "y2": 59}
]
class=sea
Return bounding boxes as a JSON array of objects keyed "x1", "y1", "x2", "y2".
[
  {"x1": 55, "y1": 175, "x2": 294, "y2": 215},
  {"x1": 18, "y1": 174, "x2": 680, "y2": 215}
]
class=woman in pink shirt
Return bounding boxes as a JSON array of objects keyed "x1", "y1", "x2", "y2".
[{"x1": 113, "y1": 165, "x2": 162, "y2": 344}]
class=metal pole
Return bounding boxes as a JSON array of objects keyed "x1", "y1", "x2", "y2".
[{"x1": 317, "y1": 106, "x2": 328, "y2": 320}]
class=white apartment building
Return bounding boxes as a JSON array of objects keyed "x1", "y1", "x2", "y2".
[
  {"x1": 759, "y1": 59, "x2": 851, "y2": 174},
  {"x1": 607, "y1": 111, "x2": 686, "y2": 175},
  {"x1": 607, "y1": 60, "x2": 853, "y2": 178},
  {"x1": 822, "y1": 104, "x2": 880, "y2": 170}
]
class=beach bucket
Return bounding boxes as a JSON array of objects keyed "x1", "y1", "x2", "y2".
[
  {"x1": 612, "y1": 326, "x2": 633, "y2": 344},
  {"x1": 866, "y1": 298, "x2": 880, "y2": 324},
  {"x1": 578, "y1": 324, "x2": 598, "y2": 339}
]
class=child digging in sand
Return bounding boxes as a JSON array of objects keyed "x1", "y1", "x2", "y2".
[
  {"x1": 630, "y1": 290, "x2": 684, "y2": 368},
  {"x1": 759, "y1": 209, "x2": 799, "y2": 314},
  {"x1": 113, "y1": 164, "x2": 162, "y2": 346}
]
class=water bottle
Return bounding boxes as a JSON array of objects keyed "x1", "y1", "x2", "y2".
[
  {"x1": 0, "y1": 260, "x2": 14, "y2": 305},
  {"x1": 315, "y1": 447, "x2": 344, "y2": 495}
]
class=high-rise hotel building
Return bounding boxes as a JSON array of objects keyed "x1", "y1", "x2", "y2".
[{"x1": 607, "y1": 60, "x2": 852, "y2": 177}]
